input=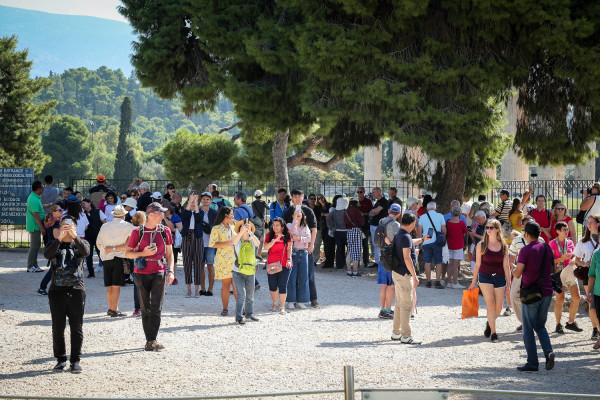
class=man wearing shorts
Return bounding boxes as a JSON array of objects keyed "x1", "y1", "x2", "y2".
[
  {"x1": 419, "y1": 201, "x2": 446, "y2": 288},
  {"x1": 96, "y1": 205, "x2": 134, "y2": 317}
]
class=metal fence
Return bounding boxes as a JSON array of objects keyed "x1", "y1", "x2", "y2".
[
  {"x1": 1, "y1": 366, "x2": 599, "y2": 399},
  {"x1": 1, "y1": 179, "x2": 596, "y2": 247}
]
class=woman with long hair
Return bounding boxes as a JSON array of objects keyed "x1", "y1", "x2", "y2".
[
  {"x1": 469, "y1": 219, "x2": 511, "y2": 343},
  {"x1": 549, "y1": 221, "x2": 580, "y2": 334},
  {"x1": 208, "y1": 206, "x2": 237, "y2": 316},
  {"x1": 37, "y1": 205, "x2": 65, "y2": 296},
  {"x1": 264, "y1": 217, "x2": 293, "y2": 314},
  {"x1": 573, "y1": 214, "x2": 600, "y2": 341},
  {"x1": 286, "y1": 209, "x2": 311, "y2": 309},
  {"x1": 550, "y1": 202, "x2": 577, "y2": 245},
  {"x1": 180, "y1": 192, "x2": 203, "y2": 297},
  {"x1": 65, "y1": 196, "x2": 89, "y2": 240},
  {"x1": 81, "y1": 199, "x2": 107, "y2": 278},
  {"x1": 508, "y1": 198, "x2": 524, "y2": 232}
]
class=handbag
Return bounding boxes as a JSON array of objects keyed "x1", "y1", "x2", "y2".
[
  {"x1": 266, "y1": 240, "x2": 286, "y2": 275},
  {"x1": 426, "y1": 212, "x2": 446, "y2": 247},
  {"x1": 576, "y1": 209, "x2": 586, "y2": 224},
  {"x1": 560, "y1": 264, "x2": 577, "y2": 287},
  {"x1": 174, "y1": 229, "x2": 182, "y2": 248},
  {"x1": 520, "y1": 243, "x2": 550, "y2": 304},
  {"x1": 461, "y1": 288, "x2": 479, "y2": 319}
]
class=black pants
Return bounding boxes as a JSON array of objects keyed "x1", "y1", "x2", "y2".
[
  {"x1": 48, "y1": 289, "x2": 86, "y2": 363},
  {"x1": 362, "y1": 231, "x2": 370, "y2": 265},
  {"x1": 322, "y1": 231, "x2": 335, "y2": 268},
  {"x1": 85, "y1": 241, "x2": 101, "y2": 276},
  {"x1": 334, "y1": 230, "x2": 348, "y2": 269},
  {"x1": 134, "y1": 273, "x2": 166, "y2": 342}
]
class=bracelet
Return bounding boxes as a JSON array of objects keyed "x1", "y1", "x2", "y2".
[{"x1": 168, "y1": 271, "x2": 174, "y2": 275}]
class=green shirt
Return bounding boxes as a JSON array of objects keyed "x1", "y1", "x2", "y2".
[
  {"x1": 26, "y1": 192, "x2": 44, "y2": 232},
  {"x1": 589, "y1": 251, "x2": 600, "y2": 296}
]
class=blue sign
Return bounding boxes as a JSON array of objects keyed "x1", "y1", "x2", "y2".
[{"x1": 0, "y1": 168, "x2": 35, "y2": 225}]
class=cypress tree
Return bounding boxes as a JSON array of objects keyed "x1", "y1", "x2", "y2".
[{"x1": 114, "y1": 96, "x2": 140, "y2": 180}]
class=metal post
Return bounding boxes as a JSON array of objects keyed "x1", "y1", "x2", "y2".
[{"x1": 343, "y1": 365, "x2": 355, "y2": 400}]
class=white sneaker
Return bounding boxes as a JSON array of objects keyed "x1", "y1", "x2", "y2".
[
  {"x1": 447, "y1": 283, "x2": 455, "y2": 289},
  {"x1": 27, "y1": 266, "x2": 36, "y2": 273},
  {"x1": 453, "y1": 283, "x2": 466, "y2": 289},
  {"x1": 391, "y1": 332, "x2": 402, "y2": 341},
  {"x1": 296, "y1": 303, "x2": 307, "y2": 309},
  {"x1": 401, "y1": 336, "x2": 422, "y2": 345},
  {"x1": 34, "y1": 266, "x2": 43, "y2": 272},
  {"x1": 287, "y1": 302, "x2": 295, "y2": 310}
]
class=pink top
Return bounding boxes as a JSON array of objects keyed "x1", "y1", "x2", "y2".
[
  {"x1": 549, "y1": 238, "x2": 575, "y2": 268},
  {"x1": 287, "y1": 221, "x2": 311, "y2": 250}
]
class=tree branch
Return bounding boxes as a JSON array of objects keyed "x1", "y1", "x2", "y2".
[
  {"x1": 287, "y1": 136, "x2": 343, "y2": 172},
  {"x1": 217, "y1": 121, "x2": 242, "y2": 134},
  {"x1": 299, "y1": 154, "x2": 344, "y2": 171}
]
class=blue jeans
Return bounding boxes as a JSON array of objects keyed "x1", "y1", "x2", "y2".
[
  {"x1": 521, "y1": 296, "x2": 553, "y2": 368},
  {"x1": 370, "y1": 225, "x2": 380, "y2": 264},
  {"x1": 232, "y1": 271, "x2": 255, "y2": 321},
  {"x1": 308, "y1": 253, "x2": 317, "y2": 301},
  {"x1": 287, "y1": 249, "x2": 309, "y2": 303},
  {"x1": 133, "y1": 273, "x2": 140, "y2": 311}
]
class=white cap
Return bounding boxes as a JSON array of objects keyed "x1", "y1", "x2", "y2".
[
  {"x1": 151, "y1": 191, "x2": 162, "y2": 200},
  {"x1": 254, "y1": 190, "x2": 263, "y2": 197}
]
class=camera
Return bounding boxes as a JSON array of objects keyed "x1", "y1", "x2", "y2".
[{"x1": 581, "y1": 187, "x2": 592, "y2": 195}]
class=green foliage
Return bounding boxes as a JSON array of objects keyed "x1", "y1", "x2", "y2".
[
  {"x1": 41, "y1": 115, "x2": 94, "y2": 178},
  {"x1": 162, "y1": 130, "x2": 239, "y2": 185},
  {"x1": 0, "y1": 36, "x2": 56, "y2": 173},
  {"x1": 114, "y1": 97, "x2": 141, "y2": 180}
]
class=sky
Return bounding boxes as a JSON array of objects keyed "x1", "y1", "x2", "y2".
[{"x1": 0, "y1": 0, "x2": 127, "y2": 22}]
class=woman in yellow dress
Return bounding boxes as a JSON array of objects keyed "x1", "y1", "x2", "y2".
[{"x1": 209, "y1": 206, "x2": 238, "y2": 316}]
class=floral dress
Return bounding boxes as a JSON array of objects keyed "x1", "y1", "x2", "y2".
[{"x1": 209, "y1": 223, "x2": 235, "y2": 280}]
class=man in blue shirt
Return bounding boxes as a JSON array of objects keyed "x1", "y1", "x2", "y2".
[
  {"x1": 233, "y1": 191, "x2": 254, "y2": 221},
  {"x1": 270, "y1": 188, "x2": 289, "y2": 222}
]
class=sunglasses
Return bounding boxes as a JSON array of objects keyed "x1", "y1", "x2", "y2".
[
  {"x1": 309, "y1": 197, "x2": 316, "y2": 200},
  {"x1": 555, "y1": 207, "x2": 565, "y2": 211},
  {"x1": 357, "y1": 191, "x2": 364, "y2": 193},
  {"x1": 120, "y1": 197, "x2": 127, "y2": 201},
  {"x1": 485, "y1": 226, "x2": 497, "y2": 230},
  {"x1": 561, "y1": 228, "x2": 569, "y2": 232}
]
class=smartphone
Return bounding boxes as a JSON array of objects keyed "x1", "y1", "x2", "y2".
[
  {"x1": 467, "y1": 226, "x2": 472, "y2": 232},
  {"x1": 295, "y1": 205, "x2": 302, "y2": 211},
  {"x1": 427, "y1": 228, "x2": 434, "y2": 237},
  {"x1": 149, "y1": 243, "x2": 157, "y2": 250},
  {"x1": 245, "y1": 218, "x2": 248, "y2": 225},
  {"x1": 64, "y1": 218, "x2": 72, "y2": 225}
]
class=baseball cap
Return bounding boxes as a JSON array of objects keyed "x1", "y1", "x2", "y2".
[
  {"x1": 200, "y1": 191, "x2": 212, "y2": 198},
  {"x1": 389, "y1": 204, "x2": 402, "y2": 214},
  {"x1": 254, "y1": 190, "x2": 263, "y2": 197},
  {"x1": 151, "y1": 191, "x2": 162, "y2": 200},
  {"x1": 66, "y1": 195, "x2": 80, "y2": 203},
  {"x1": 146, "y1": 202, "x2": 167, "y2": 213},
  {"x1": 96, "y1": 174, "x2": 106, "y2": 182}
]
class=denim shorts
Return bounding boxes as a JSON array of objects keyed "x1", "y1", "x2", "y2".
[
  {"x1": 478, "y1": 272, "x2": 507, "y2": 288},
  {"x1": 203, "y1": 246, "x2": 216, "y2": 264},
  {"x1": 422, "y1": 244, "x2": 443, "y2": 264}
]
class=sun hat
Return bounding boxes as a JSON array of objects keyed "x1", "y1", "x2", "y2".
[
  {"x1": 234, "y1": 219, "x2": 256, "y2": 234},
  {"x1": 123, "y1": 197, "x2": 137, "y2": 209},
  {"x1": 111, "y1": 205, "x2": 128, "y2": 218}
]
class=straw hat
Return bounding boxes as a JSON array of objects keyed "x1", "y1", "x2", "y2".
[
  {"x1": 234, "y1": 219, "x2": 255, "y2": 234},
  {"x1": 111, "y1": 205, "x2": 128, "y2": 218}
]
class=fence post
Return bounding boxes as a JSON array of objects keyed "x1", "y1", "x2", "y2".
[{"x1": 344, "y1": 365, "x2": 355, "y2": 400}]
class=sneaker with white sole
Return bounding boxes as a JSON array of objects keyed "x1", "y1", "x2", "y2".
[
  {"x1": 27, "y1": 266, "x2": 36, "y2": 273},
  {"x1": 391, "y1": 332, "x2": 402, "y2": 341},
  {"x1": 453, "y1": 283, "x2": 466, "y2": 289},
  {"x1": 287, "y1": 302, "x2": 295, "y2": 310},
  {"x1": 34, "y1": 266, "x2": 43, "y2": 272},
  {"x1": 447, "y1": 283, "x2": 455, "y2": 289},
  {"x1": 401, "y1": 336, "x2": 422, "y2": 345},
  {"x1": 296, "y1": 303, "x2": 307, "y2": 309}
]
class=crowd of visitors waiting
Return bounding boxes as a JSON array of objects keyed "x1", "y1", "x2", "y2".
[{"x1": 24, "y1": 175, "x2": 600, "y2": 373}]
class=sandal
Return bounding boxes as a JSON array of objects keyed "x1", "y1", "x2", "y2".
[
  {"x1": 593, "y1": 340, "x2": 600, "y2": 350},
  {"x1": 279, "y1": 308, "x2": 287, "y2": 315},
  {"x1": 270, "y1": 305, "x2": 278, "y2": 312},
  {"x1": 221, "y1": 309, "x2": 228, "y2": 316}
]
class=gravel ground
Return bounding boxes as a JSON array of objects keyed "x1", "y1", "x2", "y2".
[{"x1": 0, "y1": 250, "x2": 598, "y2": 400}]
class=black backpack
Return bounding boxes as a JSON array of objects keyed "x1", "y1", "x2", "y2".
[
  {"x1": 373, "y1": 219, "x2": 395, "y2": 249},
  {"x1": 52, "y1": 243, "x2": 84, "y2": 287},
  {"x1": 380, "y1": 244, "x2": 399, "y2": 272},
  {"x1": 215, "y1": 198, "x2": 226, "y2": 210},
  {"x1": 238, "y1": 204, "x2": 265, "y2": 239}
]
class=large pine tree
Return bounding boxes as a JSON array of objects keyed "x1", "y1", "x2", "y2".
[
  {"x1": 114, "y1": 96, "x2": 140, "y2": 180},
  {"x1": 0, "y1": 36, "x2": 56, "y2": 172}
]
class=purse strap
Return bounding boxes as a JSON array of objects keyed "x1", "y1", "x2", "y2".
[
  {"x1": 425, "y1": 211, "x2": 440, "y2": 236},
  {"x1": 535, "y1": 243, "x2": 549, "y2": 286}
]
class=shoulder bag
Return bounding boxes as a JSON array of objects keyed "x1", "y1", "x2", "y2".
[
  {"x1": 426, "y1": 212, "x2": 446, "y2": 247},
  {"x1": 266, "y1": 240, "x2": 286, "y2": 275}
]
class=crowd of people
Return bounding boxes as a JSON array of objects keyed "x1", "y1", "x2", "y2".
[{"x1": 24, "y1": 175, "x2": 600, "y2": 373}]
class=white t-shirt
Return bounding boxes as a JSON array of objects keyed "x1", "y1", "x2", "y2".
[
  {"x1": 584, "y1": 195, "x2": 600, "y2": 222},
  {"x1": 105, "y1": 204, "x2": 116, "y2": 222},
  {"x1": 76, "y1": 212, "x2": 89, "y2": 238},
  {"x1": 573, "y1": 238, "x2": 598, "y2": 263}
]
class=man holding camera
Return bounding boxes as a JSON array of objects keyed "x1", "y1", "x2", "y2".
[{"x1": 579, "y1": 182, "x2": 600, "y2": 223}]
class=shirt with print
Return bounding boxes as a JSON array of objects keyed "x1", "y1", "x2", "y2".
[
  {"x1": 517, "y1": 241, "x2": 554, "y2": 297},
  {"x1": 26, "y1": 192, "x2": 44, "y2": 232},
  {"x1": 128, "y1": 225, "x2": 173, "y2": 274},
  {"x1": 419, "y1": 210, "x2": 446, "y2": 246}
]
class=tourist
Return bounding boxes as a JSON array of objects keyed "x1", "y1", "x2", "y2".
[
  {"x1": 26, "y1": 181, "x2": 45, "y2": 273},
  {"x1": 529, "y1": 195, "x2": 552, "y2": 243},
  {"x1": 81, "y1": 199, "x2": 107, "y2": 278},
  {"x1": 388, "y1": 187, "x2": 402, "y2": 207},
  {"x1": 283, "y1": 189, "x2": 318, "y2": 307},
  {"x1": 461, "y1": 196, "x2": 473, "y2": 227},
  {"x1": 199, "y1": 192, "x2": 218, "y2": 296},
  {"x1": 377, "y1": 203, "x2": 403, "y2": 318},
  {"x1": 231, "y1": 220, "x2": 260, "y2": 324},
  {"x1": 445, "y1": 206, "x2": 467, "y2": 289},
  {"x1": 573, "y1": 215, "x2": 600, "y2": 341},
  {"x1": 57, "y1": 187, "x2": 73, "y2": 210},
  {"x1": 468, "y1": 211, "x2": 487, "y2": 271},
  {"x1": 327, "y1": 197, "x2": 349, "y2": 270},
  {"x1": 163, "y1": 183, "x2": 175, "y2": 202},
  {"x1": 122, "y1": 197, "x2": 137, "y2": 223},
  {"x1": 493, "y1": 189, "x2": 512, "y2": 223},
  {"x1": 390, "y1": 213, "x2": 429, "y2": 344},
  {"x1": 233, "y1": 191, "x2": 254, "y2": 221},
  {"x1": 120, "y1": 192, "x2": 128, "y2": 204},
  {"x1": 579, "y1": 182, "x2": 600, "y2": 223},
  {"x1": 136, "y1": 182, "x2": 152, "y2": 212},
  {"x1": 344, "y1": 198, "x2": 365, "y2": 277},
  {"x1": 469, "y1": 219, "x2": 510, "y2": 343},
  {"x1": 286, "y1": 209, "x2": 311, "y2": 309},
  {"x1": 264, "y1": 217, "x2": 293, "y2": 314},
  {"x1": 163, "y1": 203, "x2": 182, "y2": 285},
  {"x1": 316, "y1": 195, "x2": 333, "y2": 268},
  {"x1": 88, "y1": 174, "x2": 108, "y2": 194},
  {"x1": 210, "y1": 190, "x2": 231, "y2": 210},
  {"x1": 513, "y1": 222, "x2": 555, "y2": 372},
  {"x1": 41, "y1": 175, "x2": 62, "y2": 214},
  {"x1": 586, "y1": 240, "x2": 600, "y2": 350},
  {"x1": 171, "y1": 192, "x2": 183, "y2": 215},
  {"x1": 96, "y1": 205, "x2": 133, "y2": 317},
  {"x1": 306, "y1": 193, "x2": 319, "y2": 268},
  {"x1": 124, "y1": 202, "x2": 175, "y2": 351},
  {"x1": 64, "y1": 195, "x2": 89, "y2": 240},
  {"x1": 251, "y1": 190, "x2": 268, "y2": 260},
  {"x1": 37, "y1": 205, "x2": 64, "y2": 295},
  {"x1": 419, "y1": 201, "x2": 446, "y2": 288},
  {"x1": 151, "y1": 191, "x2": 162, "y2": 203},
  {"x1": 269, "y1": 188, "x2": 289, "y2": 222},
  {"x1": 44, "y1": 216, "x2": 90, "y2": 373},
  {"x1": 357, "y1": 187, "x2": 374, "y2": 268},
  {"x1": 209, "y1": 206, "x2": 238, "y2": 316},
  {"x1": 549, "y1": 221, "x2": 581, "y2": 334},
  {"x1": 129, "y1": 211, "x2": 147, "y2": 316},
  {"x1": 368, "y1": 187, "x2": 389, "y2": 269},
  {"x1": 100, "y1": 191, "x2": 118, "y2": 221},
  {"x1": 507, "y1": 198, "x2": 524, "y2": 237},
  {"x1": 180, "y1": 191, "x2": 204, "y2": 298},
  {"x1": 550, "y1": 202, "x2": 577, "y2": 245},
  {"x1": 416, "y1": 194, "x2": 432, "y2": 217}
]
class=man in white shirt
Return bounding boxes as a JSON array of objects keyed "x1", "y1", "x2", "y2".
[{"x1": 96, "y1": 205, "x2": 134, "y2": 317}]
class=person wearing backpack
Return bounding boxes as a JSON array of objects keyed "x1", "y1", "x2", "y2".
[
  {"x1": 418, "y1": 201, "x2": 447, "y2": 289},
  {"x1": 231, "y1": 220, "x2": 260, "y2": 324},
  {"x1": 374, "y1": 204, "x2": 403, "y2": 319},
  {"x1": 44, "y1": 216, "x2": 90, "y2": 373}
]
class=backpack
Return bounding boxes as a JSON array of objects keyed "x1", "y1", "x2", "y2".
[
  {"x1": 379, "y1": 244, "x2": 399, "y2": 272},
  {"x1": 234, "y1": 240, "x2": 257, "y2": 275},
  {"x1": 214, "y1": 198, "x2": 226, "y2": 210},
  {"x1": 52, "y1": 243, "x2": 84, "y2": 287},
  {"x1": 90, "y1": 191, "x2": 105, "y2": 208},
  {"x1": 373, "y1": 219, "x2": 395, "y2": 249},
  {"x1": 238, "y1": 204, "x2": 265, "y2": 239}
]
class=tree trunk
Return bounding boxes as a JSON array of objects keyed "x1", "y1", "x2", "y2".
[
  {"x1": 272, "y1": 129, "x2": 290, "y2": 191},
  {"x1": 435, "y1": 153, "x2": 468, "y2": 213}
]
